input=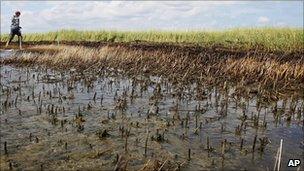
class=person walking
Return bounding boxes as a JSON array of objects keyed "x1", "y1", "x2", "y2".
[{"x1": 5, "y1": 11, "x2": 23, "y2": 50}]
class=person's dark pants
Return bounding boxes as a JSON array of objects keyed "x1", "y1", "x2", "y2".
[{"x1": 8, "y1": 27, "x2": 22, "y2": 43}]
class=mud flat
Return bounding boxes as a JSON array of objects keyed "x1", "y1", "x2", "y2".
[{"x1": 0, "y1": 43, "x2": 303, "y2": 170}]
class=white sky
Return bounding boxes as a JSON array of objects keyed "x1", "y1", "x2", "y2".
[{"x1": 1, "y1": 1, "x2": 303, "y2": 33}]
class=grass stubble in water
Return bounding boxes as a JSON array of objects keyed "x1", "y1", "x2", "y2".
[{"x1": 0, "y1": 44, "x2": 303, "y2": 170}]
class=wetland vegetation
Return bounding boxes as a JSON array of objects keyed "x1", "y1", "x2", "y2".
[
  {"x1": 1, "y1": 28, "x2": 303, "y2": 51},
  {"x1": 0, "y1": 28, "x2": 303, "y2": 170}
]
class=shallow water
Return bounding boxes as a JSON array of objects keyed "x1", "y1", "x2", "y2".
[
  {"x1": 0, "y1": 62, "x2": 303, "y2": 170},
  {"x1": 0, "y1": 50, "x2": 15, "y2": 58}
]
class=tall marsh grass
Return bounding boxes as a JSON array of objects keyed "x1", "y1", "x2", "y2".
[{"x1": 1, "y1": 28, "x2": 303, "y2": 51}]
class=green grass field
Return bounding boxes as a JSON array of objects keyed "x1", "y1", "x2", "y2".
[{"x1": 1, "y1": 28, "x2": 303, "y2": 51}]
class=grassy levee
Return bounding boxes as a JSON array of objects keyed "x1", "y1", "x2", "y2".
[{"x1": 1, "y1": 28, "x2": 303, "y2": 52}]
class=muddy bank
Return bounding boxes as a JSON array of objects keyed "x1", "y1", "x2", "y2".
[{"x1": 1, "y1": 41, "x2": 303, "y2": 63}]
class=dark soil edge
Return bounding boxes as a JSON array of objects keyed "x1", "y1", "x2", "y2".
[{"x1": 1, "y1": 41, "x2": 303, "y2": 63}]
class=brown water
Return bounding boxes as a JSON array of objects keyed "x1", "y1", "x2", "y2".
[{"x1": 0, "y1": 52, "x2": 303, "y2": 170}]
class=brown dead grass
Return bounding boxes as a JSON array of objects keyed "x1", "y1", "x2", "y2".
[{"x1": 1, "y1": 44, "x2": 303, "y2": 101}]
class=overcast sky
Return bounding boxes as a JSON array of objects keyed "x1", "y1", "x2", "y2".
[{"x1": 1, "y1": 1, "x2": 303, "y2": 33}]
